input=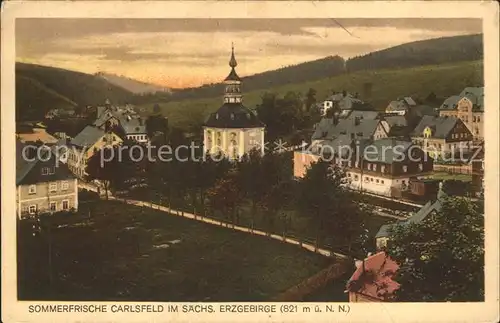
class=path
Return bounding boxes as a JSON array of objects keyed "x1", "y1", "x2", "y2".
[{"x1": 78, "y1": 182, "x2": 348, "y2": 260}]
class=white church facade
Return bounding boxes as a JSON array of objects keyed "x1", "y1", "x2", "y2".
[{"x1": 203, "y1": 46, "x2": 265, "y2": 159}]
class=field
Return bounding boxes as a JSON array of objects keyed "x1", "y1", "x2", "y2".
[
  {"x1": 429, "y1": 171, "x2": 473, "y2": 182},
  {"x1": 17, "y1": 200, "x2": 333, "y2": 301},
  {"x1": 138, "y1": 60, "x2": 483, "y2": 129}
]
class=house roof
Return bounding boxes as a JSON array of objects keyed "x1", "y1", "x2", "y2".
[
  {"x1": 342, "y1": 110, "x2": 380, "y2": 120},
  {"x1": 204, "y1": 103, "x2": 264, "y2": 128},
  {"x1": 16, "y1": 139, "x2": 74, "y2": 185},
  {"x1": 93, "y1": 109, "x2": 147, "y2": 135},
  {"x1": 16, "y1": 128, "x2": 58, "y2": 144},
  {"x1": 383, "y1": 115, "x2": 407, "y2": 127},
  {"x1": 16, "y1": 139, "x2": 39, "y2": 184},
  {"x1": 346, "y1": 252, "x2": 400, "y2": 301},
  {"x1": 376, "y1": 186, "x2": 445, "y2": 238},
  {"x1": 440, "y1": 87, "x2": 484, "y2": 112},
  {"x1": 411, "y1": 115, "x2": 459, "y2": 139},
  {"x1": 364, "y1": 138, "x2": 414, "y2": 164},
  {"x1": 70, "y1": 126, "x2": 106, "y2": 148},
  {"x1": 312, "y1": 117, "x2": 382, "y2": 141}
]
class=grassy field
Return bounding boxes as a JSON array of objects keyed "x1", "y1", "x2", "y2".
[
  {"x1": 17, "y1": 200, "x2": 333, "y2": 301},
  {"x1": 138, "y1": 60, "x2": 483, "y2": 129},
  {"x1": 429, "y1": 172, "x2": 473, "y2": 182}
]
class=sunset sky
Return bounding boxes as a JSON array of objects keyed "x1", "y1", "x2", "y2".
[{"x1": 16, "y1": 18, "x2": 482, "y2": 88}]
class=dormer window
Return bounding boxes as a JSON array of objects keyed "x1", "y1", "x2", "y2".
[
  {"x1": 230, "y1": 113, "x2": 235, "y2": 120},
  {"x1": 215, "y1": 114, "x2": 219, "y2": 120}
]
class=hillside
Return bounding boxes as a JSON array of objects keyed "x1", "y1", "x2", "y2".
[
  {"x1": 16, "y1": 63, "x2": 135, "y2": 121},
  {"x1": 346, "y1": 34, "x2": 483, "y2": 72},
  {"x1": 95, "y1": 72, "x2": 172, "y2": 95},
  {"x1": 138, "y1": 60, "x2": 484, "y2": 130},
  {"x1": 137, "y1": 34, "x2": 482, "y2": 105}
]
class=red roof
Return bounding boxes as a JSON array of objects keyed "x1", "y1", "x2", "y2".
[{"x1": 346, "y1": 251, "x2": 400, "y2": 301}]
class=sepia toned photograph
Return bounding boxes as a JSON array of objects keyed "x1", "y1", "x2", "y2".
[{"x1": 2, "y1": 1, "x2": 499, "y2": 322}]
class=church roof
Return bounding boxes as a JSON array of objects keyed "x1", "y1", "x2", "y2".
[
  {"x1": 204, "y1": 103, "x2": 264, "y2": 128},
  {"x1": 224, "y1": 68, "x2": 241, "y2": 82}
]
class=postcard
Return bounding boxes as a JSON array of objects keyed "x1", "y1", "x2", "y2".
[{"x1": 1, "y1": 1, "x2": 499, "y2": 322}]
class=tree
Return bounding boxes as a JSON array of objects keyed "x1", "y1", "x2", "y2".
[
  {"x1": 145, "y1": 114, "x2": 169, "y2": 141},
  {"x1": 305, "y1": 88, "x2": 317, "y2": 112},
  {"x1": 85, "y1": 147, "x2": 119, "y2": 200},
  {"x1": 387, "y1": 196, "x2": 484, "y2": 301},
  {"x1": 295, "y1": 160, "x2": 347, "y2": 250},
  {"x1": 237, "y1": 149, "x2": 265, "y2": 230},
  {"x1": 206, "y1": 168, "x2": 243, "y2": 226}
]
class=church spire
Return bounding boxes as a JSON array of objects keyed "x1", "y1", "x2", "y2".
[
  {"x1": 229, "y1": 42, "x2": 238, "y2": 68},
  {"x1": 223, "y1": 44, "x2": 242, "y2": 104}
]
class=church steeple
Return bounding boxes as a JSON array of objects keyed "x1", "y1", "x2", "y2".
[
  {"x1": 229, "y1": 43, "x2": 237, "y2": 68},
  {"x1": 223, "y1": 43, "x2": 242, "y2": 104}
]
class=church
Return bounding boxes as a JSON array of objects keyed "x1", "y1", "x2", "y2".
[{"x1": 203, "y1": 46, "x2": 265, "y2": 160}]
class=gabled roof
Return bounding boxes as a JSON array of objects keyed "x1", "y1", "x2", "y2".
[
  {"x1": 376, "y1": 188, "x2": 445, "y2": 238},
  {"x1": 93, "y1": 109, "x2": 147, "y2": 135},
  {"x1": 16, "y1": 139, "x2": 74, "y2": 185},
  {"x1": 440, "y1": 87, "x2": 484, "y2": 112},
  {"x1": 342, "y1": 110, "x2": 380, "y2": 120},
  {"x1": 411, "y1": 115, "x2": 460, "y2": 139},
  {"x1": 346, "y1": 252, "x2": 400, "y2": 301},
  {"x1": 383, "y1": 115, "x2": 407, "y2": 127},
  {"x1": 312, "y1": 117, "x2": 382, "y2": 141},
  {"x1": 70, "y1": 126, "x2": 106, "y2": 148},
  {"x1": 364, "y1": 138, "x2": 414, "y2": 164}
]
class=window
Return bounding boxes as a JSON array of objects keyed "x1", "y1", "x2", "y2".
[
  {"x1": 477, "y1": 116, "x2": 481, "y2": 122},
  {"x1": 376, "y1": 179, "x2": 379, "y2": 183},
  {"x1": 50, "y1": 202, "x2": 57, "y2": 212},
  {"x1": 381, "y1": 165, "x2": 385, "y2": 173},
  {"x1": 364, "y1": 177, "x2": 369, "y2": 183},
  {"x1": 355, "y1": 161, "x2": 359, "y2": 168},
  {"x1": 402, "y1": 165, "x2": 408, "y2": 173},
  {"x1": 62, "y1": 200, "x2": 69, "y2": 210},
  {"x1": 354, "y1": 175, "x2": 359, "y2": 181},
  {"x1": 367, "y1": 163, "x2": 371, "y2": 171},
  {"x1": 41, "y1": 167, "x2": 49, "y2": 175},
  {"x1": 49, "y1": 167, "x2": 55, "y2": 174},
  {"x1": 373, "y1": 164, "x2": 377, "y2": 172},
  {"x1": 28, "y1": 185, "x2": 36, "y2": 194},
  {"x1": 381, "y1": 180, "x2": 385, "y2": 184},
  {"x1": 348, "y1": 161, "x2": 352, "y2": 167},
  {"x1": 347, "y1": 173, "x2": 351, "y2": 177},
  {"x1": 49, "y1": 182, "x2": 57, "y2": 192},
  {"x1": 419, "y1": 163, "x2": 423, "y2": 171},
  {"x1": 29, "y1": 205, "x2": 37, "y2": 214},
  {"x1": 370, "y1": 178, "x2": 374, "y2": 182}
]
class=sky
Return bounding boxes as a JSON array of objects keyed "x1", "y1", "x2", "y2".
[{"x1": 16, "y1": 18, "x2": 482, "y2": 88}]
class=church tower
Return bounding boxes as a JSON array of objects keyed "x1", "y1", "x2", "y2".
[{"x1": 203, "y1": 45, "x2": 266, "y2": 160}]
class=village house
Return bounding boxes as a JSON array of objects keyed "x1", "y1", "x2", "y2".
[
  {"x1": 67, "y1": 125, "x2": 123, "y2": 179},
  {"x1": 16, "y1": 122, "x2": 58, "y2": 145},
  {"x1": 203, "y1": 46, "x2": 265, "y2": 159},
  {"x1": 16, "y1": 140, "x2": 78, "y2": 219},
  {"x1": 346, "y1": 251, "x2": 400, "y2": 302},
  {"x1": 438, "y1": 87, "x2": 484, "y2": 142},
  {"x1": 295, "y1": 137, "x2": 433, "y2": 197},
  {"x1": 311, "y1": 116, "x2": 388, "y2": 145},
  {"x1": 93, "y1": 103, "x2": 149, "y2": 144},
  {"x1": 385, "y1": 97, "x2": 417, "y2": 115},
  {"x1": 375, "y1": 183, "x2": 446, "y2": 249},
  {"x1": 411, "y1": 115, "x2": 473, "y2": 159},
  {"x1": 318, "y1": 91, "x2": 372, "y2": 116}
]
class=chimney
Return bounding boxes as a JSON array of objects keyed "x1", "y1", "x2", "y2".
[{"x1": 342, "y1": 90, "x2": 347, "y2": 98}]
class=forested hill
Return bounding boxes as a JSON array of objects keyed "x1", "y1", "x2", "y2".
[
  {"x1": 16, "y1": 63, "x2": 135, "y2": 121},
  {"x1": 346, "y1": 34, "x2": 483, "y2": 72},
  {"x1": 137, "y1": 34, "x2": 482, "y2": 104}
]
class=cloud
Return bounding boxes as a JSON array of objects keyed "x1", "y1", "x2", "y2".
[{"x1": 15, "y1": 18, "x2": 482, "y2": 87}]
